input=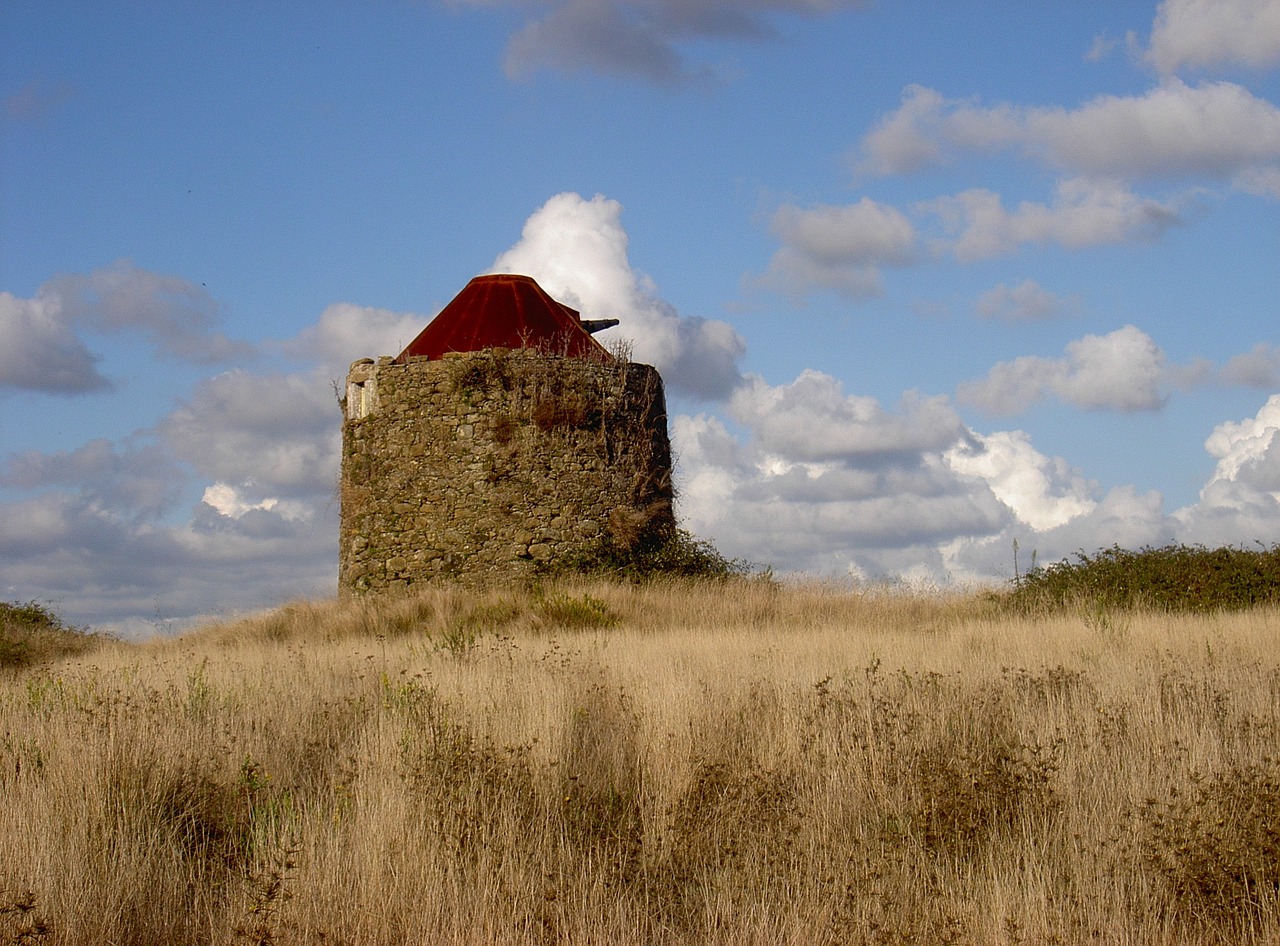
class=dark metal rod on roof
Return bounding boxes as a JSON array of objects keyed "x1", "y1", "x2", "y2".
[{"x1": 580, "y1": 318, "x2": 620, "y2": 335}]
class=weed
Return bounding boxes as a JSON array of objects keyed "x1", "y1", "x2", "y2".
[
  {"x1": 558, "y1": 683, "x2": 644, "y2": 882},
  {"x1": 0, "y1": 890, "x2": 52, "y2": 944},
  {"x1": 1140, "y1": 759, "x2": 1280, "y2": 931},
  {"x1": 5, "y1": 583, "x2": 1280, "y2": 943},
  {"x1": 534, "y1": 592, "x2": 618, "y2": 630},
  {"x1": 555, "y1": 527, "x2": 757, "y2": 582},
  {"x1": 900, "y1": 697, "x2": 1060, "y2": 856},
  {"x1": 234, "y1": 841, "x2": 299, "y2": 946},
  {"x1": 435, "y1": 598, "x2": 522, "y2": 657}
]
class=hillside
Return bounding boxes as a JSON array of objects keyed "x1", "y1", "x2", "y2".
[{"x1": 3, "y1": 579, "x2": 1279, "y2": 944}]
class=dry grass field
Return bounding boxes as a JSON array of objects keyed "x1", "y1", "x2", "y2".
[{"x1": 2, "y1": 579, "x2": 1279, "y2": 945}]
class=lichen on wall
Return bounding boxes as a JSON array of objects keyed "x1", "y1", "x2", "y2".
[{"x1": 339, "y1": 348, "x2": 674, "y2": 594}]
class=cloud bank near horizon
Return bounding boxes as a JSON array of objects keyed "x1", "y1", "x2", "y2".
[{"x1": 2, "y1": 191, "x2": 1278, "y2": 636}]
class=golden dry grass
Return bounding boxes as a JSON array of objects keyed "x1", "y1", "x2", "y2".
[{"x1": 2, "y1": 579, "x2": 1279, "y2": 944}]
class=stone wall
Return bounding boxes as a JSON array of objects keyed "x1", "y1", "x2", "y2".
[{"x1": 339, "y1": 348, "x2": 674, "y2": 594}]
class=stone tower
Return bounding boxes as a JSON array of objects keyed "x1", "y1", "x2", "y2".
[{"x1": 338, "y1": 276, "x2": 674, "y2": 594}]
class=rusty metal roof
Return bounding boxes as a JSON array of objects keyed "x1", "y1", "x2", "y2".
[{"x1": 394, "y1": 274, "x2": 613, "y2": 362}]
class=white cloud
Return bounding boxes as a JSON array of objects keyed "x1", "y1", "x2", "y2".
[
  {"x1": 201, "y1": 483, "x2": 310, "y2": 522},
  {"x1": 1173, "y1": 394, "x2": 1280, "y2": 544},
  {"x1": 729, "y1": 371, "x2": 967, "y2": 462},
  {"x1": 453, "y1": 0, "x2": 872, "y2": 83},
  {"x1": 671, "y1": 372, "x2": 1014, "y2": 578},
  {"x1": 0, "y1": 487, "x2": 336, "y2": 638},
  {"x1": 491, "y1": 191, "x2": 746, "y2": 399},
  {"x1": 923, "y1": 180, "x2": 1182, "y2": 261},
  {"x1": 45, "y1": 259, "x2": 250, "y2": 363},
  {"x1": 943, "y1": 430, "x2": 1097, "y2": 532},
  {"x1": 0, "y1": 367, "x2": 341, "y2": 634},
  {"x1": 1147, "y1": 0, "x2": 1280, "y2": 74},
  {"x1": 759, "y1": 198, "x2": 916, "y2": 298},
  {"x1": 975, "y1": 280, "x2": 1077, "y2": 322},
  {"x1": 1085, "y1": 33, "x2": 1120, "y2": 63},
  {"x1": 1203, "y1": 393, "x2": 1280, "y2": 486},
  {"x1": 1025, "y1": 80, "x2": 1280, "y2": 182},
  {"x1": 283, "y1": 302, "x2": 427, "y2": 376},
  {"x1": 0, "y1": 261, "x2": 249, "y2": 395},
  {"x1": 959, "y1": 325, "x2": 1169, "y2": 414},
  {"x1": 858, "y1": 80, "x2": 1280, "y2": 192},
  {"x1": 1222, "y1": 342, "x2": 1280, "y2": 387},
  {"x1": 857, "y1": 85, "x2": 952, "y2": 176},
  {"x1": 0, "y1": 290, "x2": 109, "y2": 393},
  {"x1": 159, "y1": 369, "x2": 340, "y2": 497},
  {"x1": 1, "y1": 439, "x2": 184, "y2": 521}
]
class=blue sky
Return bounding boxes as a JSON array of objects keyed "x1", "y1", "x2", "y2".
[{"x1": 3, "y1": 0, "x2": 1279, "y2": 635}]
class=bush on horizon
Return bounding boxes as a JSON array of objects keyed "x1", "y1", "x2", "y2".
[
  {"x1": 1006, "y1": 543, "x2": 1280, "y2": 614},
  {"x1": 0, "y1": 600, "x2": 101, "y2": 669}
]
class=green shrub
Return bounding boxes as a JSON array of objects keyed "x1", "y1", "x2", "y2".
[
  {"x1": 534, "y1": 592, "x2": 618, "y2": 630},
  {"x1": 0, "y1": 601, "x2": 99, "y2": 670},
  {"x1": 552, "y1": 528, "x2": 758, "y2": 583},
  {"x1": 1006, "y1": 544, "x2": 1280, "y2": 614}
]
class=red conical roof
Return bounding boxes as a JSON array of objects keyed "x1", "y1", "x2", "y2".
[{"x1": 395, "y1": 274, "x2": 612, "y2": 362}]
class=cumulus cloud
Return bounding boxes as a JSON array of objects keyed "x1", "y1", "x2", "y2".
[
  {"x1": 668, "y1": 364, "x2": 1209, "y2": 586},
  {"x1": 1085, "y1": 33, "x2": 1121, "y2": 63},
  {"x1": 159, "y1": 369, "x2": 340, "y2": 499},
  {"x1": 944, "y1": 430, "x2": 1096, "y2": 531},
  {"x1": 729, "y1": 371, "x2": 967, "y2": 463},
  {"x1": 1222, "y1": 343, "x2": 1280, "y2": 387},
  {"x1": 282, "y1": 302, "x2": 427, "y2": 376},
  {"x1": 1, "y1": 439, "x2": 185, "y2": 522},
  {"x1": 490, "y1": 191, "x2": 746, "y2": 399},
  {"x1": 758, "y1": 198, "x2": 917, "y2": 298},
  {"x1": 0, "y1": 261, "x2": 249, "y2": 394},
  {"x1": 0, "y1": 290, "x2": 109, "y2": 393},
  {"x1": 0, "y1": 365, "x2": 343, "y2": 634},
  {"x1": 1146, "y1": 0, "x2": 1280, "y2": 74},
  {"x1": 858, "y1": 84, "x2": 1015, "y2": 176},
  {"x1": 923, "y1": 179, "x2": 1182, "y2": 261},
  {"x1": 958, "y1": 325, "x2": 1170, "y2": 414},
  {"x1": 0, "y1": 486, "x2": 336, "y2": 637},
  {"x1": 45, "y1": 260, "x2": 250, "y2": 362},
  {"x1": 1173, "y1": 394, "x2": 1280, "y2": 544},
  {"x1": 451, "y1": 0, "x2": 871, "y2": 83},
  {"x1": 858, "y1": 80, "x2": 1280, "y2": 194},
  {"x1": 671, "y1": 373, "x2": 1013, "y2": 578},
  {"x1": 673, "y1": 390, "x2": 1280, "y2": 587},
  {"x1": 975, "y1": 280, "x2": 1078, "y2": 322}
]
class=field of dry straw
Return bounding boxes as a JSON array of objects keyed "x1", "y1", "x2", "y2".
[{"x1": 3, "y1": 579, "x2": 1279, "y2": 945}]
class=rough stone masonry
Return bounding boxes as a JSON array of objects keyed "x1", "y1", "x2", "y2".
[{"x1": 338, "y1": 348, "x2": 674, "y2": 594}]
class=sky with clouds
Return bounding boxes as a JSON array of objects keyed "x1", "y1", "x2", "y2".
[{"x1": 2, "y1": 0, "x2": 1278, "y2": 635}]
